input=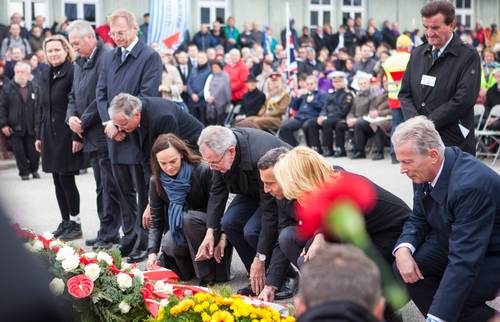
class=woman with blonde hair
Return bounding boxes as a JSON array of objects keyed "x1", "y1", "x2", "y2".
[
  {"x1": 35, "y1": 35, "x2": 86, "y2": 241},
  {"x1": 273, "y1": 146, "x2": 410, "y2": 267}
]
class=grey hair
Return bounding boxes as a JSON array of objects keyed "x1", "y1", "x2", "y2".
[
  {"x1": 67, "y1": 20, "x2": 96, "y2": 38},
  {"x1": 299, "y1": 244, "x2": 381, "y2": 311},
  {"x1": 391, "y1": 116, "x2": 445, "y2": 156},
  {"x1": 13, "y1": 61, "x2": 31, "y2": 72},
  {"x1": 109, "y1": 9, "x2": 137, "y2": 29},
  {"x1": 257, "y1": 147, "x2": 289, "y2": 170},
  {"x1": 108, "y1": 93, "x2": 142, "y2": 119},
  {"x1": 197, "y1": 126, "x2": 237, "y2": 155}
]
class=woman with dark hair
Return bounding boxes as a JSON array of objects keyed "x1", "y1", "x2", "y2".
[{"x1": 147, "y1": 133, "x2": 232, "y2": 285}]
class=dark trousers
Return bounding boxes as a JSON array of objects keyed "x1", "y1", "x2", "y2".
[
  {"x1": 390, "y1": 108, "x2": 404, "y2": 157},
  {"x1": 89, "y1": 150, "x2": 121, "y2": 243},
  {"x1": 278, "y1": 226, "x2": 308, "y2": 268},
  {"x1": 52, "y1": 173, "x2": 80, "y2": 221},
  {"x1": 353, "y1": 119, "x2": 386, "y2": 153},
  {"x1": 323, "y1": 118, "x2": 346, "y2": 151},
  {"x1": 220, "y1": 195, "x2": 261, "y2": 272},
  {"x1": 266, "y1": 236, "x2": 296, "y2": 289},
  {"x1": 303, "y1": 119, "x2": 322, "y2": 149},
  {"x1": 279, "y1": 118, "x2": 316, "y2": 147},
  {"x1": 164, "y1": 210, "x2": 232, "y2": 281},
  {"x1": 392, "y1": 235, "x2": 500, "y2": 322},
  {"x1": 334, "y1": 121, "x2": 349, "y2": 151},
  {"x1": 10, "y1": 135, "x2": 39, "y2": 176},
  {"x1": 188, "y1": 102, "x2": 206, "y2": 125},
  {"x1": 111, "y1": 164, "x2": 148, "y2": 251}
]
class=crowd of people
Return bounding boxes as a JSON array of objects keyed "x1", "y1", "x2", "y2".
[{"x1": 0, "y1": 1, "x2": 500, "y2": 321}]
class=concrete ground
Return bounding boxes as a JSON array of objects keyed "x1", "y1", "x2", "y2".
[{"x1": 1, "y1": 155, "x2": 499, "y2": 321}]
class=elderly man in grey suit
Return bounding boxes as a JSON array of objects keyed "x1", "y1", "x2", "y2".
[{"x1": 96, "y1": 9, "x2": 162, "y2": 263}]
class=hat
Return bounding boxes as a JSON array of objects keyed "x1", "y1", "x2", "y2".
[
  {"x1": 396, "y1": 35, "x2": 413, "y2": 48},
  {"x1": 354, "y1": 71, "x2": 372, "y2": 81},
  {"x1": 327, "y1": 71, "x2": 347, "y2": 79},
  {"x1": 246, "y1": 75, "x2": 257, "y2": 83}
]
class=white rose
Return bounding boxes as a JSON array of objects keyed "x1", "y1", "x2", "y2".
[
  {"x1": 131, "y1": 268, "x2": 144, "y2": 284},
  {"x1": 49, "y1": 239, "x2": 63, "y2": 249},
  {"x1": 32, "y1": 240, "x2": 44, "y2": 252},
  {"x1": 84, "y1": 263, "x2": 101, "y2": 281},
  {"x1": 82, "y1": 251, "x2": 97, "y2": 259},
  {"x1": 116, "y1": 273, "x2": 132, "y2": 290},
  {"x1": 42, "y1": 231, "x2": 54, "y2": 240},
  {"x1": 49, "y1": 278, "x2": 65, "y2": 296},
  {"x1": 24, "y1": 242, "x2": 35, "y2": 253},
  {"x1": 97, "y1": 251, "x2": 113, "y2": 265},
  {"x1": 56, "y1": 246, "x2": 75, "y2": 261},
  {"x1": 62, "y1": 254, "x2": 80, "y2": 272},
  {"x1": 118, "y1": 301, "x2": 131, "y2": 314}
]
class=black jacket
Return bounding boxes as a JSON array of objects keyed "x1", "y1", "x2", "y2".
[
  {"x1": 399, "y1": 34, "x2": 481, "y2": 155},
  {"x1": 138, "y1": 97, "x2": 204, "y2": 164},
  {"x1": 320, "y1": 89, "x2": 353, "y2": 120},
  {"x1": 297, "y1": 301, "x2": 380, "y2": 322},
  {"x1": 239, "y1": 88, "x2": 266, "y2": 117},
  {"x1": 148, "y1": 162, "x2": 212, "y2": 254},
  {"x1": 0, "y1": 80, "x2": 38, "y2": 136},
  {"x1": 206, "y1": 128, "x2": 290, "y2": 255},
  {"x1": 36, "y1": 60, "x2": 86, "y2": 173},
  {"x1": 66, "y1": 41, "x2": 110, "y2": 153}
]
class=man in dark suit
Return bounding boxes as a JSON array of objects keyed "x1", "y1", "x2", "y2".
[
  {"x1": 108, "y1": 93, "x2": 204, "y2": 163},
  {"x1": 176, "y1": 51, "x2": 191, "y2": 105},
  {"x1": 195, "y1": 126, "x2": 290, "y2": 297},
  {"x1": 96, "y1": 9, "x2": 162, "y2": 262},
  {"x1": 398, "y1": 1, "x2": 480, "y2": 155},
  {"x1": 0, "y1": 62, "x2": 39, "y2": 180},
  {"x1": 66, "y1": 20, "x2": 121, "y2": 249},
  {"x1": 392, "y1": 116, "x2": 500, "y2": 322}
]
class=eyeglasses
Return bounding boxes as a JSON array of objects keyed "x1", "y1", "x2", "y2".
[
  {"x1": 207, "y1": 150, "x2": 227, "y2": 166},
  {"x1": 108, "y1": 30, "x2": 129, "y2": 38}
]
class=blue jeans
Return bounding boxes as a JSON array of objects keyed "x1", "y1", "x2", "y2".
[{"x1": 221, "y1": 195, "x2": 261, "y2": 272}]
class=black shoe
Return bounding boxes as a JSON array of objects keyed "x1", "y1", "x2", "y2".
[
  {"x1": 93, "y1": 240, "x2": 113, "y2": 250},
  {"x1": 274, "y1": 276, "x2": 299, "y2": 300},
  {"x1": 111, "y1": 235, "x2": 121, "y2": 244},
  {"x1": 237, "y1": 284, "x2": 257, "y2": 297},
  {"x1": 371, "y1": 152, "x2": 384, "y2": 161},
  {"x1": 127, "y1": 249, "x2": 148, "y2": 263},
  {"x1": 322, "y1": 149, "x2": 334, "y2": 157},
  {"x1": 199, "y1": 279, "x2": 216, "y2": 287},
  {"x1": 118, "y1": 243, "x2": 134, "y2": 257},
  {"x1": 351, "y1": 151, "x2": 366, "y2": 159},
  {"x1": 60, "y1": 221, "x2": 82, "y2": 241},
  {"x1": 52, "y1": 220, "x2": 70, "y2": 238},
  {"x1": 21, "y1": 175, "x2": 30, "y2": 181},
  {"x1": 85, "y1": 237, "x2": 100, "y2": 246},
  {"x1": 32, "y1": 172, "x2": 40, "y2": 179},
  {"x1": 333, "y1": 150, "x2": 347, "y2": 157}
]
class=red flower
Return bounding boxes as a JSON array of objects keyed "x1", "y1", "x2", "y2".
[
  {"x1": 12, "y1": 224, "x2": 36, "y2": 239},
  {"x1": 79, "y1": 256, "x2": 97, "y2": 265},
  {"x1": 141, "y1": 284, "x2": 159, "y2": 317},
  {"x1": 295, "y1": 172, "x2": 376, "y2": 239},
  {"x1": 108, "y1": 264, "x2": 134, "y2": 277},
  {"x1": 67, "y1": 274, "x2": 94, "y2": 298},
  {"x1": 38, "y1": 236, "x2": 51, "y2": 250}
]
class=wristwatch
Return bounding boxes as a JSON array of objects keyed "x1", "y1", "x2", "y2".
[{"x1": 255, "y1": 253, "x2": 266, "y2": 262}]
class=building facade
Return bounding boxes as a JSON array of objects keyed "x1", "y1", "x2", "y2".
[{"x1": 0, "y1": 0, "x2": 498, "y2": 41}]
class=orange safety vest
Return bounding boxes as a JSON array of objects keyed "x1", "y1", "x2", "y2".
[{"x1": 382, "y1": 51, "x2": 411, "y2": 109}]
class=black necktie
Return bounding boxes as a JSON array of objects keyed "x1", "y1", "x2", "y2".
[
  {"x1": 423, "y1": 183, "x2": 433, "y2": 196},
  {"x1": 432, "y1": 48, "x2": 440, "y2": 63}
]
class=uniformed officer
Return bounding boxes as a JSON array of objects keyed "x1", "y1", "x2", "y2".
[{"x1": 304, "y1": 71, "x2": 353, "y2": 157}]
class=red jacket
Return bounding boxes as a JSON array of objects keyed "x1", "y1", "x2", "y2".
[
  {"x1": 224, "y1": 60, "x2": 249, "y2": 101},
  {"x1": 95, "y1": 24, "x2": 115, "y2": 47}
]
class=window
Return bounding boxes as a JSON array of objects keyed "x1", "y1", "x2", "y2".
[
  {"x1": 455, "y1": 0, "x2": 473, "y2": 28},
  {"x1": 309, "y1": 0, "x2": 332, "y2": 31},
  {"x1": 341, "y1": 0, "x2": 364, "y2": 23},
  {"x1": 8, "y1": 0, "x2": 49, "y2": 28},
  {"x1": 63, "y1": 1, "x2": 99, "y2": 26},
  {"x1": 199, "y1": 0, "x2": 228, "y2": 25}
]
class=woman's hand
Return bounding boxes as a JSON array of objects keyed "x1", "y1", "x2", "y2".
[
  {"x1": 195, "y1": 229, "x2": 215, "y2": 261},
  {"x1": 35, "y1": 140, "x2": 42, "y2": 152},
  {"x1": 147, "y1": 253, "x2": 157, "y2": 270},
  {"x1": 142, "y1": 204, "x2": 151, "y2": 229},
  {"x1": 302, "y1": 233, "x2": 325, "y2": 263},
  {"x1": 72, "y1": 141, "x2": 83, "y2": 153},
  {"x1": 213, "y1": 233, "x2": 227, "y2": 263}
]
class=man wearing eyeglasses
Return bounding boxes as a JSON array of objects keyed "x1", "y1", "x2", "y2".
[
  {"x1": 96, "y1": 9, "x2": 162, "y2": 263},
  {"x1": 196, "y1": 126, "x2": 290, "y2": 297}
]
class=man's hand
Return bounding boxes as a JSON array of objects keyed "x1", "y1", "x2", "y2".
[
  {"x1": 191, "y1": 93, "x2": 199, "y2": 102},
  {"x1": 35, "y1": 140, "x2": 42, "y2": 152},
  {"x1": 147, "y1": 253, "x2": 157, "y2": 270},
  {"x1": 113, "y1": 131, "x2": 126, "y2": 142},
  {"x1": 72, "y1": 141, "x2": 83, "y2": 154},
  {"x1": 142, "y1": 204, "x2": 151, "y2": 229},
  {"x1": 306, "y1": 94, "x2": 314, "y2": 103},
  {"x1": 258, "y1": 285, "x2": 276, "y2": 302},
  {"x1": 104, "y1": 122, "x2": 118, "y2": 139},
  {"x1": 213, "y1": 233, "x2": 227, "y2": 263},
  {"x1": 195, "y1": 229, "x2": 214, "y2": 261},
  {"x1": 1, "y1": 126, "x2": 11, "y2": 137},
  {"x1": 302, "y1": 233, "x2": 325, "y2": 263},
  {"x1": 317, "y1": 116, "x2": 325, "y2": 126},
  {"x1": 68, "y1": 116, "x2": 83, "y2": 137},
  {"x1": 347, "y1": 117, "x2": 357, "y2": 128},
  {"x1": 250, "y1": 257, "x2": 266, "y2": 295},
  {"x1": 206, "y1": 96, "x2": 214, "y2": 104},
  {"x1": 395, "y1": 247, "x2": 424, "y2": 284}
]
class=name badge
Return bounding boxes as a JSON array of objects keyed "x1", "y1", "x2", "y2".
[
  {"x1": 420, "y1": 74, "x2": 436, "y2": 87},
  {"x1": 31, "y1": 93, "x2": 36, "y2": 100}
]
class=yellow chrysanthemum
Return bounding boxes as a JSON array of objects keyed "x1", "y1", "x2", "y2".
[
  {"x1": 209, "y1": 303, "x2": 219, "y2": 313},
  {"x1": 211, "y1": 310, "x2": 235, "y2": 322}
]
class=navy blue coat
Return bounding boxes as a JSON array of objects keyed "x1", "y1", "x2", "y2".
[
  {"x1": 292, "y1": 90, "x2": 327, "y2": 121},
  {"x1": 66, "y1": 41, "x2": 110, "y2": 153},
  {"x1": 96, "y1": 39, "x2": 162, "y2": 164},
  {"x1": 320, "y1": 89, "x2": 353, "y2": 120},
  {"x1": 396, "y1": 147, "x2": 500, "y2": 321}
]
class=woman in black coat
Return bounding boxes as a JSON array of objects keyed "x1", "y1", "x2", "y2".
[
  {"x1": 35, "y1": 35, "x2": 85, "y2": 241},
  {"x1": 147, "y1": 133, "x2": 232, "y2": 285}
]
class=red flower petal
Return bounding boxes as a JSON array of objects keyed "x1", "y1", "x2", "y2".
[{"x1": 67, "y1": 274, "x2": 94, "y2": 298}]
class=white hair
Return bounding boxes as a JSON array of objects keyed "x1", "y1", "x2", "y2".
[
  {"x1": 108, "y1": 93, "x2": 142, "y2": 119},
  {"x1": 391, "y1": 116, "x2": 445, "y2": 156},
  {"x1": 197, "y1": 126, "x2": 237, "y2": 155},
  {"x1": 67, "y1": 20, "x2": 96, "y2": 38}
]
